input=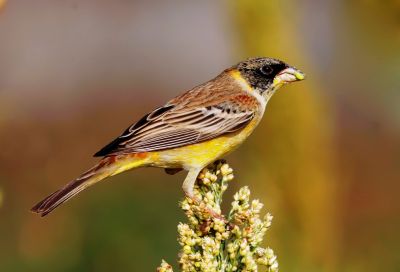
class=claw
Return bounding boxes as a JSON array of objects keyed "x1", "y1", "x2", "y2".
[
  {"x1": 214, "y1": 159, "x2": 227, "y2": 165},
  {"x1": 188, "y1": 195, "x2": 228, "y2": 223}
]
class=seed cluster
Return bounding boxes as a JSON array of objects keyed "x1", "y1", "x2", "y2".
[{"x1": 158, "y1": 162, "x2": 278, "y2": 272}]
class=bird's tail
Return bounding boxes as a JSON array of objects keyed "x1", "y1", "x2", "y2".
[{"x1": 31, "y1": 154, "x2": 148, "y2": 217}]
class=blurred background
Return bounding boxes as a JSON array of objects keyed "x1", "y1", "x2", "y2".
[{"x1": 0, "y1": 0, "x2": 399, "y2": 271}]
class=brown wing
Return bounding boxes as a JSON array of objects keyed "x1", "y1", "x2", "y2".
[{"x1": 94, "y1": 74, "x2": 260, "y2": 156}]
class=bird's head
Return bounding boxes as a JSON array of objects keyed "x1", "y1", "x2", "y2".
[{"x1": 233, "y1": 57, "x2": 305, "y2": 99}]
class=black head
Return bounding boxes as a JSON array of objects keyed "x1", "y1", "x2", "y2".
[{"x1": 234, "y1": 57, "x2": 305, "y2": 95}]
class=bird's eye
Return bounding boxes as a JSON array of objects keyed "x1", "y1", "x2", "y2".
[{"x1": 260, "y1": 65, "x2": 273, "y2": 76}]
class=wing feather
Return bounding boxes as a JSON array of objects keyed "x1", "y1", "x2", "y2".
[{"x1": 94, "y1": 92, "x2": 259, "y2": 157}]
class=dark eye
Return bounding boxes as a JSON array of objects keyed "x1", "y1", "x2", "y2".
[{"x1": 260, "y1": 65, "x2": 273, "y2": 76}]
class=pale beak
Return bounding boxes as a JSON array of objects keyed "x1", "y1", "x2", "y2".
[{"x1": 274, "y1": 67, "x2": 305, "y2": 85}]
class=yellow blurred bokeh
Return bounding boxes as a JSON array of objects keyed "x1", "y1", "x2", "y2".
[{"x1": 0, "y1": 0, "x2": 6, "y2": 11}]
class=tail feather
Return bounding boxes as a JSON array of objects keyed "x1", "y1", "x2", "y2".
[{"x1": 31, "y1": 156, "x2": 134, "y2": 217}]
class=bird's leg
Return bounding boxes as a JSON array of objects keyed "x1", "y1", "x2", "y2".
[
  {"x1": 183, "y1": 168, "x2": 227, "y2": 222},
  {"x1": 182, "y1": 168, "x2": 202, "y2": 203}
]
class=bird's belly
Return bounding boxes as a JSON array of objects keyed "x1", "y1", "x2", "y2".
[{"x1": 149, "y1": 118, "x2": 259, "y2": 169}]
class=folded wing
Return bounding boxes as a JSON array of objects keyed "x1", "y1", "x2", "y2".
[{"x1": 94, "y1": 94, "x2": 257, "y2": 156}]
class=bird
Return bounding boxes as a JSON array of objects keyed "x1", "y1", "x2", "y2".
[{"x1": 31, "y1": 57, "x2": 305, "y2": 217}]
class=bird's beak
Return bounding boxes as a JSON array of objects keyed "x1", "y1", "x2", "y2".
[{"x1": 272, "y1": 67, "x2": 305, "y2": 88}]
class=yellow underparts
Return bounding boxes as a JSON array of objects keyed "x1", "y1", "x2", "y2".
[{"x1": 111, "y1": 154, "x2": 151, "y2": 175}]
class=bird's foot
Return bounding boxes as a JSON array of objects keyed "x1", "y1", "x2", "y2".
[
  {"x1": 188, "y1": 195, "x2": 228, "y2": 223},
  {"x1": 213, "y1": 159, "x2": 227, "y2": 165}
]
